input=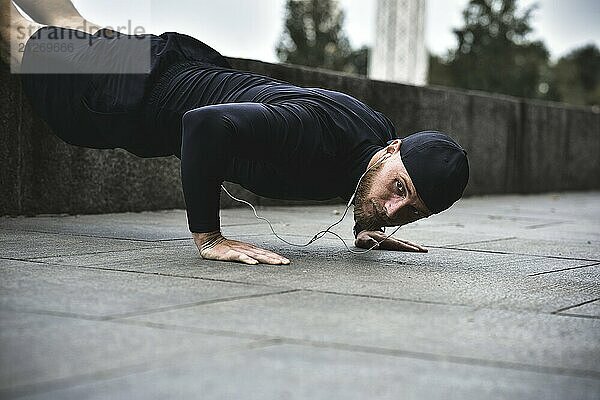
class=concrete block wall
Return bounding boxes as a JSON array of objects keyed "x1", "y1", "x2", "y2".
[
  {"x1": 1, "y1": 58, "x2": 599, "y2": 217},
  {"x1": 0, "y1": 61, "x2": 184, "y2": 216},
  {"x1": 228, "y1": 58, "x2": 600, "y2": 196}
]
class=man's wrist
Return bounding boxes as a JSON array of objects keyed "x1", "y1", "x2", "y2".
[
  {"x1": 192, "y1": 231, "x2": 226, "y2": 254},
  {"x1": 192, "y1": 230, "x2": 222, "y2": 245},
  {"x1": 353, "y1": 224, "x2": 384, "y2": 238}
]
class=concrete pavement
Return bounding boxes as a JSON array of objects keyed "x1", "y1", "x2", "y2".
[{"x1": 0, "y1": 192, "x2": 599, "y2": 399}]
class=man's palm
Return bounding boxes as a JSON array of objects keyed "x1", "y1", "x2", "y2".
[{"x1": 194, "y1": 234, "x2": 290, "y2": 265}]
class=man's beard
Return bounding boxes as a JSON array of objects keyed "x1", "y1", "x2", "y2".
[{"x1": 353, "y1": 160, "x2": 389, "y2": 232}]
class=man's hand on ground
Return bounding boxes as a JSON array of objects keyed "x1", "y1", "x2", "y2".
[
  {"x1": 193, "y1": 231, "x2": 290, "y2": 265},
  {"x1": 354, "y1": 230, "x2": 428, "y2": 252}
]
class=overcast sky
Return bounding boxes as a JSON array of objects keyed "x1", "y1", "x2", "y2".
[{"x1": 71, "y1": 0, "x2": 599, "y2": 62}]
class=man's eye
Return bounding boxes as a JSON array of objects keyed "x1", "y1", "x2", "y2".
[{"x1": 396, "y1": 180, "x2": 405, "y2": 196}]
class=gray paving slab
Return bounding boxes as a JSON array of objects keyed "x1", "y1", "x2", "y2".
[
  {"x1": 559, "y1": 300, "x2": 600, "y2": 318},
  {"x1": 450, "y1": 193, "x2": 600, "y2": 222},
  {"x1": 0, "y1": 259, "x2": 288, "y2": 318},
  {"x1": 16, "y1": 344, "x2": 600, "y2": 400},
  {"x1": 28, "y1": 234, "x2": 573, "y2": 275},
  {"x1": 409, "y1": 217, "x2": 600, "y2": 243},
  {"x1": 489, "y1": 265, "x2": 600, "y2": 312},
  {"x1": 1, "y1": 192, "x2": 599, "y2": 398},
  {"x1": 406, "y1": 194, "x2": 600, "y2": 247},
  {"x1": 404, "y1": 192, "x2": 600, "y2": 243},
  {"x1": 0, "y1": 209, "x2": 256, "y2": 241},
  {"x1": 29, "y1": 239, "x2": 599, "y2": 312},
  {"x1": 125, "y1": 291, "x2": 600, "y2": 374},
  {"x1": 0, "y1": 310, "x2": 254, "y2": 394},
  {"x1": 412, "y1": 211, "x2": 567, "y2": 232},
  {"x1": 451, "y1": 237, "x2": 600, "y2": 261},
  {"x1": 0, "y1": 229, "x2": 170, "y2": 260}
]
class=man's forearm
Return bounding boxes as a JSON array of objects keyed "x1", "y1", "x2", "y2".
[{"x1": 180, "y1": 108, "x2": 232, "y2": 233}]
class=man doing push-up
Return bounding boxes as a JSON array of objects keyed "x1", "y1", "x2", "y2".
[{"x1": 1, "y1": 0, "x2": 469, "y2": 265}]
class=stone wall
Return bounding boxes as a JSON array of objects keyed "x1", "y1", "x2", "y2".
[{"x1": 1, "y1": 58, "x2": 599, "y2": 216}]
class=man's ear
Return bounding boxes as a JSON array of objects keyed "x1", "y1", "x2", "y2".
[{"x1": 386, "y1": 139, "x2": 402, "y2": 154}]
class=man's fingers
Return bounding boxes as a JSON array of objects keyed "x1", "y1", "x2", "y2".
[
  {"x1": 358, "y1": 232, "x2": 428, "y2": 253},
  {"x1": 233, "y1": 251, "x2": 259, "y2": 265},
  {"x1": 254, "y1": 253, "x2": 287, "y2": 265},
  {"x1": 238, "y1": 243, "x2": 290, "y2": 264},
  {"x1": 355, "y1": 237, "x2": 380, "y2": 249},
  {"x1": 367, "y1": 238, "x2": 380, "y2": 249},
  {"x1": 228, "y1": 242, "x2": 290, "y2": 265},
  {"x1": 396, "y1": 238, "x2": 428, "y2": 252},
  {"x1": 368, "y1": 233, "x2": 426, "y2": 252},
  {"x1": 241, "y1": 248, "x2": 286, "y2": 265},
  {"x1": 256, "y1": 251, "x2": 291, "y2": 265},
  {"x1": 405, "y1": 240, "x2": 428, "y2": 252},
  {"x1": 386, "y1": 239, "x2": 425, "y2": 252},
  {"x1": 384, "y1": 238, "x2": 419, "y2": 252}
]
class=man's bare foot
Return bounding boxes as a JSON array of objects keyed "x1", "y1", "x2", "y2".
[
  {"x1": 0, "y1": 1, "x2": 43, "y2": 68},
  {"x1": 53, "y1": 16, "x2": 102, "y2": 34},
  {"x1": 12, "y1": 1, "x2": 102, "y2": 34}
]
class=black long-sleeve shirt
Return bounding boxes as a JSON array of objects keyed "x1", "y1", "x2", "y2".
[{"x1": 145, "y1": 61, "x2": 398, "y2": 232}]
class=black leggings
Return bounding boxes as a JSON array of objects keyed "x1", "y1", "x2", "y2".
[{"x1": 20, "y1": 26, "x2": 232, "y2": 157}]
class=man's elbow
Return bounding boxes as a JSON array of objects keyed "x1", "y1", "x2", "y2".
[{"x1": 182, "y1": 106, "x2": 233, "y2": 139}]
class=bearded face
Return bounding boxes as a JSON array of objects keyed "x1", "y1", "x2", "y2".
[
  {"x1": 353, "y1": 141, "x2": 435, "y2": 235},
  {"x1": 353, "y1": 160, "x2": 390, "y2": 232}
]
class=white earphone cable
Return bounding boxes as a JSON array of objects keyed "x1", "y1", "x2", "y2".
[{"x1": 220, "y1": 152, "x2": 399, "y2": 254}]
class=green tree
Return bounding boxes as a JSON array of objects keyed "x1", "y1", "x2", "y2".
[
  {"x1": 276, "y1": 0, "x2": 369, "y2": 75},
  {"x1": 429, "y1": 0, "x2": 557, "y2": 101},
  {"x1": 552, "y1": 44, "x2": 600, "y2": 106}
]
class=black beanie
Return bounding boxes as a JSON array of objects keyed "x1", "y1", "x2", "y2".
[{"x1": 398, "y1": 131, "x2": 469, "y2": 214}]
